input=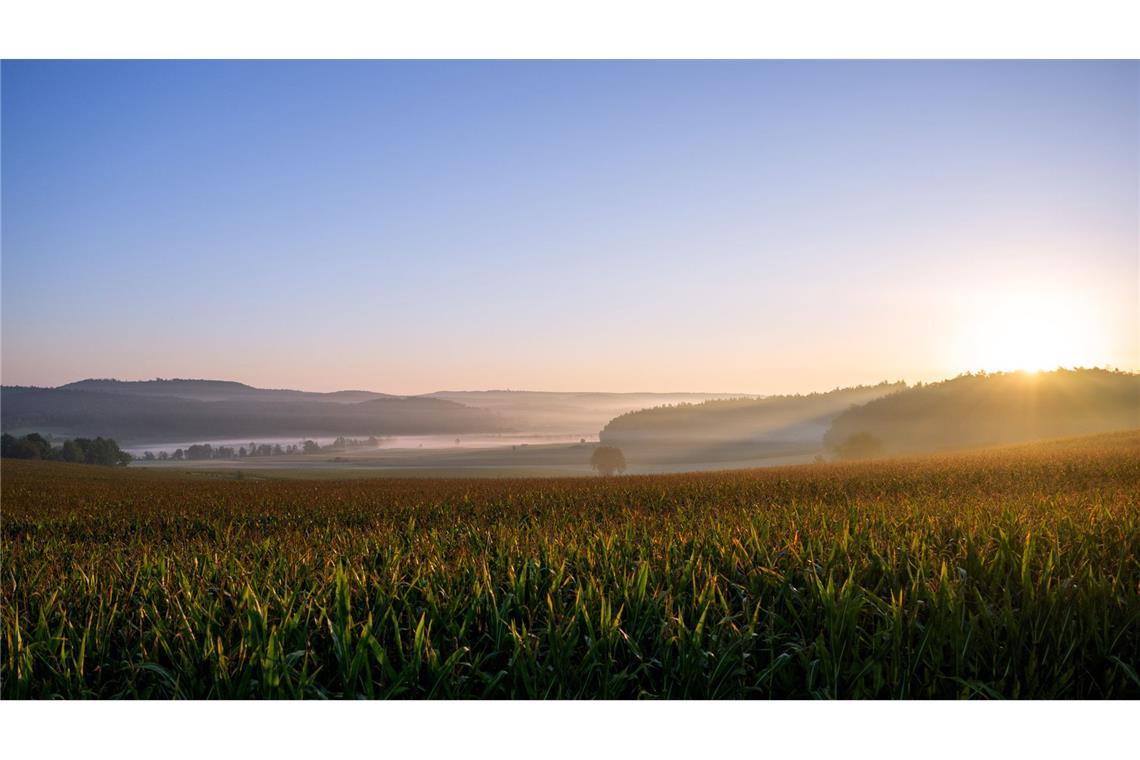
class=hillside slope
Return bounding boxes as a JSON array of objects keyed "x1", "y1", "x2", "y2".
[
  {"x1": 823, "y1": 368, "x2": 1139, "y2": 455},
  {"x1": 599, "y1": 383, "x2": 905, "y2": 463}
]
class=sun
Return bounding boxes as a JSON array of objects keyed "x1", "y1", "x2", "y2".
[{"x1": 952, "y1": 290, "x2": 1104, "y2": 374}]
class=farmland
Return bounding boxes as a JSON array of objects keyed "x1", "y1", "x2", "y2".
[{"x1": 2, "y1": 430, "x2": 1138, "y2": 698}]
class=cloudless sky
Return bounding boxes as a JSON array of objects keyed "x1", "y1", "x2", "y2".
[{"x1": 2, "y1": 60, "x2": 1137, "y2": 393}]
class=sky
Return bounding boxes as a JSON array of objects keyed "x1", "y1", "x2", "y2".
[{"x1": 2, "y1": 60, "x2": 1137, "y2": 394}]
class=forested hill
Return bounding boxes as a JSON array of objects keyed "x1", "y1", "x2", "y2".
[
  {"x1": 600, "y1": 383, "x2": 906, "y2": 446},
  {"x1": 0, "y1": 381, "x2": 506, "y2": 444},
  {"x1": 823, "y1": 368, "x2": 1140, "y2": 456},
  {"x1": 58, "y1": 378, "x2": 395, "y2": 403}
]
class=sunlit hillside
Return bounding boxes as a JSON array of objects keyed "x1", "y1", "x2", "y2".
[{"x1": 824, "y1": 368, "x2": 1139, "y2": 456}]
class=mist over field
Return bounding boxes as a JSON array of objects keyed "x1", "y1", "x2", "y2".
[
  {"x1": 3, "y1": 368, "x2": 1135, "y2": 476},
  {"x1": 0, "y1": 380, "x2": 739, "y2": 444},
  {"x1": 425, "y1": 390, "x2": 750, "y2": 434}
]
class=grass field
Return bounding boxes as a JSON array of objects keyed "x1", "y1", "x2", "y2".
[{"x1": 3, "y1": 431, "x2": 1138, "y2": 698}]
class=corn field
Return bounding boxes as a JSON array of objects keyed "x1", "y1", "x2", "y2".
[{"x1": 3, "y1": 431, "x2": 1138, "y2": 698}]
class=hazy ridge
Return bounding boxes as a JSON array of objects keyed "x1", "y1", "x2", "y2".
[{"x1": 0, "y1": 381, "x2": 505, "y2": 444}]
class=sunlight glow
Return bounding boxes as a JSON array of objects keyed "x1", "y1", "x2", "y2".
[{"x1": 952, "y1": 289, "x2": 1106, "y2": 374}]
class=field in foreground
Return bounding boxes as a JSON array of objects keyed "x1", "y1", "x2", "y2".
[{"x1": 3, "y1": 431, "x2": 1139, "y2": 698}]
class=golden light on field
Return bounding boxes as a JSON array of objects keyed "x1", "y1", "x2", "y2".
[{"x1": 952, "y1": 289, "x2": 1105, "y2": 374}]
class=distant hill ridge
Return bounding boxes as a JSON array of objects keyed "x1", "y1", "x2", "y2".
[
  {"x1": 57, "y1": 378, "x2": 396, "y2": 403},
  {"x1": 1, "y1": 379, "x2": 754, "y2": 443},
  {"x1": 65, "y1": 378, "x2": 253, "y2": 388},
  {"x1": 0, "y1": 379, "x2": 502, "y2": 443}
]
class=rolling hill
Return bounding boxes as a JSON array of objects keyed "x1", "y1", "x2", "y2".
[
  {"x1": 599, "y1": 382, "x2": 906, "y2": 463},
  {"x1": 1, "y1": 380, "x2": 506, "y2": 444},
  {"x1": 58, "y1": 378, "x2": 395, "y2": 403},
  {"x1": 823, "y1": 368, "x2": 1140, "y2": 456}
]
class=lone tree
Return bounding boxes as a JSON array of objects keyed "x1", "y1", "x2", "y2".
[
  {"x1": 835, "y1": 432, "x2": 884, "y2": 461},
  {"x1": 590, "y1": 445, "x2": 627, "y2": 476}
]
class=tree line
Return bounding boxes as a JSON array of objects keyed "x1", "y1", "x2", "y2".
[
  {"x1": 1, "y1": 432, "x2": 132, "y2": 466},
  {"x1": 140, "y1": 436, "x2": 382, "y2": 461}
]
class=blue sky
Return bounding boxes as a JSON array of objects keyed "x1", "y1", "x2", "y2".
[{"x1": 2, "y1": 60, "x2": 1137, "y2": 393}]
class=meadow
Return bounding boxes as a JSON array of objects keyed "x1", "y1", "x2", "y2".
[{"x1": 2, "y1": 431, "x2": 1138, "y2": 699}]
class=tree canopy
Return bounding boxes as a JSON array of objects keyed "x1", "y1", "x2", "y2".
[
  {"x1": 590, "y1": 446, "x2": 627, "y2": 476},
  {"x1": 1, "y1": 433, "x2": 132, "y2": 466}
]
